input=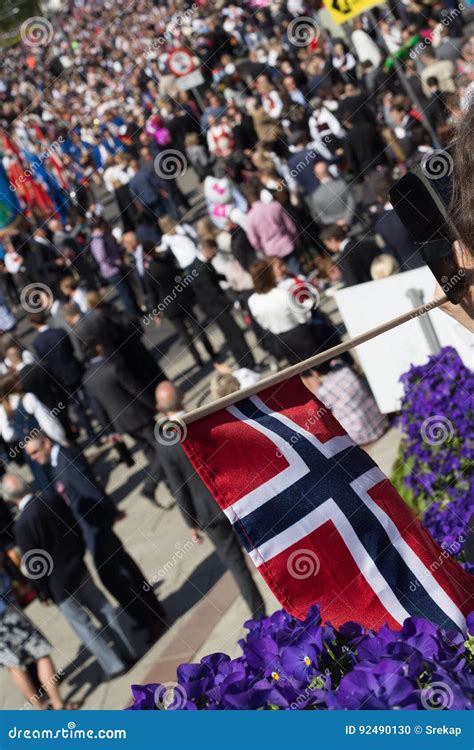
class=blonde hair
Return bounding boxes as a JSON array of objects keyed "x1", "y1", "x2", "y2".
[
  {"x1": 210, "y1": 372, "x2": 240, "y2": 400},
  {"x1": 370, "y1": 254, "x2": 400, "y2": 280},
  {"x1": 158, "y1": 215, "x2": 177, "y2": 235},
  {"x1": 185, "y1": 132, "x2": 200, "y2": 146},
  {"x1": 196, "y1": 217, "x2": 217, "y2": 240}
]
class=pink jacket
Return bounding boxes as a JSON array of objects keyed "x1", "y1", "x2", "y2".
[{"x1": 246, "y1": 201, "x2": 297, "y2": 258}]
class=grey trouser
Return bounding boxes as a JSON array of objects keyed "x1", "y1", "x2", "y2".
[{"x1": 59, "y1": 575, "x2": 135, "y2": 676}]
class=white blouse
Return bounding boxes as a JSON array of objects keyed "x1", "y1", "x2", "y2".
[{"x1": 248, "y1": 286, "x2": 311, "y2": 335}]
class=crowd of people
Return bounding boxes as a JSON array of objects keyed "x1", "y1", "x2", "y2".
[{"x1": 0, "y1": 0, "x2": 472, "y2": 708}]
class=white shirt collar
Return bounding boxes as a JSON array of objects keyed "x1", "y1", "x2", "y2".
[
  {"x1": 51, "y1": 443, "x2": 60, "y2": 467},
  {"x1": 340, "y1": 238, "x2": 350, "y2": 252},
  {"x1": 19, "y1": 493, "x2": 33, "y2": 511}
]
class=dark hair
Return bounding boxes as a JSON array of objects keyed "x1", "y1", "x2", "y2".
[
  {"x1": 250, "y1": 259, "x2": 276, "y2": 294},
  {"x1": 27, "y1": 311, "x2": 48, "y2": 326},
  {"x1": 319, "y1": 225, "x2": 346, "y2": 243},
  {"x1": 63, "y1": 301, "x2": 81, "y2": 318},
  {"x1": 242, "y1": 180, "x2": 262, "y2": 205},
  {"x1": 201, "y1": 238, "x2": 218, "y2": 251},
  {"x1": 0, "y1": 372, "x2": 19, "y2": 400}
]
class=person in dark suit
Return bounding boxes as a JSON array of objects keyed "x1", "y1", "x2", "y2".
[
  {"x1": 6, "y1": 474, "x2": 135, "y2": 677},
  {"x1": 28, "y1": 311, "x2": 83, "y2": 390},
  {"x1": 342, "y1": 118, "x2": 387, "y2": 178},
  {"x1": 374, "y1": 204, "x2": 424, "y2": 272},
  {"x1": 75, "y1": 292, "x2": 167, "y2": 394},
  {"x1": 146, "y1": 248, "x2": 215, "y2": 368},
  {"x1": 320, "y1": 225, "x2": 381, "y2": 287},
  {"x1": 24, "y1": 433, "x2": 165, "y2": 641},
  {"x1": 189, "y1": 239, "x2": 256, "y2": 370},
  {"x1": 129, "y1": 148, "x2": 186, "y2": 221},
  {"x1": 82, "y1": 339, "x2": 169, "y2": 506},
  {"x1": 27, "y1": 228, "x2": 65, "y2": 292},
  {"x1": 28, "y1": 311, "x2": 94, "y2": 441},
  {"x1": 155, "y1": 381, "x2": 265, "y2": 618}
]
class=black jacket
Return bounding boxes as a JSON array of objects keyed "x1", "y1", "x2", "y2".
[
  {"x1": 344, "y1": 122, "x2": 387, "y2": 176},
  {"x1": 230, "y1": 228, "x2": 257, "y2": 273},
  {"x1": 375, "y1": 209, "x2": 424, "y2": 272},
  {"x1": 160, "y1": 439, "x2": 224, "y2": 529},
  {"x1": 146, "y1": 254, "x2": 196, "y2": 319},
  {"x1": 52, "y1": 445, "x2": 118, "y2": 543},
  {"x1": 14, "y1": 493, "x2": 86, "y2": 604},
  {"x1": 188, "y1": 257, "x2": 229, "y2": 317},
  {"x1": 84, "y1": 357, "x2": 155, "y2": 434},
  {"x1": 27, "y1": 238, "x2": 63, "y2": 288},
  {"x1": 32, "y1": 327, "x2": 84, "y2": 391},
  {"x1": 338, "y1": 239, "x2": 381, "y2": 287}
]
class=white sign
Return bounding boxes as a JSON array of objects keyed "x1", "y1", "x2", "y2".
[
  {"x1": 168, "y1": 48, "x2": 195, "y2": 77},
  {"x1": 335, "y1": 266, "x2": 473, "y2": 414},
  {"x1": 176, "y1": 69, "x2": 205, "y2": 91}
]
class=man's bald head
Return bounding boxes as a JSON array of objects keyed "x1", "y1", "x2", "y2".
[{"x1": 155, "y1": 381, "x2": 183, "y2": 415}]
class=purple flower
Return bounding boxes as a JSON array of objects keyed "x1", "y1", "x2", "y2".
[
  {"x1": 128, "y1": 684, "x2": 159, "y2": 710},
  {"x1": 280, "y1": 643, "x2": 320, "y2": 682}
]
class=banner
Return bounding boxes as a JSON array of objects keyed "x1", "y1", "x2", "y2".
[
  {"x1": 323, "y1": 0, "x2": 383, "y2": 25},
  {"x1": 0, "y1": 161, "x2": 19, "y2": 236}
]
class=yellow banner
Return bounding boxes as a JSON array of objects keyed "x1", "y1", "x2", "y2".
[{"x1": 323, "y1": 0, "x2": 383, "y2": 25}]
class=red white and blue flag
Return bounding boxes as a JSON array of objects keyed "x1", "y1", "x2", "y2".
[{"x1": 183, "y1": 377, "x2": 473, "y2": 631}]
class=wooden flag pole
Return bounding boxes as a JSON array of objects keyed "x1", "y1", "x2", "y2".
[{"x1": 182, "y1": 295, "x2": 448, "y2": 426}]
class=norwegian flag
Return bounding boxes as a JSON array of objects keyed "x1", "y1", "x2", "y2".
[{"x1": 183, "y1": 377, "x2": 474, "y2": 631}]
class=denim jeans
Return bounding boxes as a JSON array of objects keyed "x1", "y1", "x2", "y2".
[{"x1": 58, "y1": 575, "x2": 135, "y2": 676}]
